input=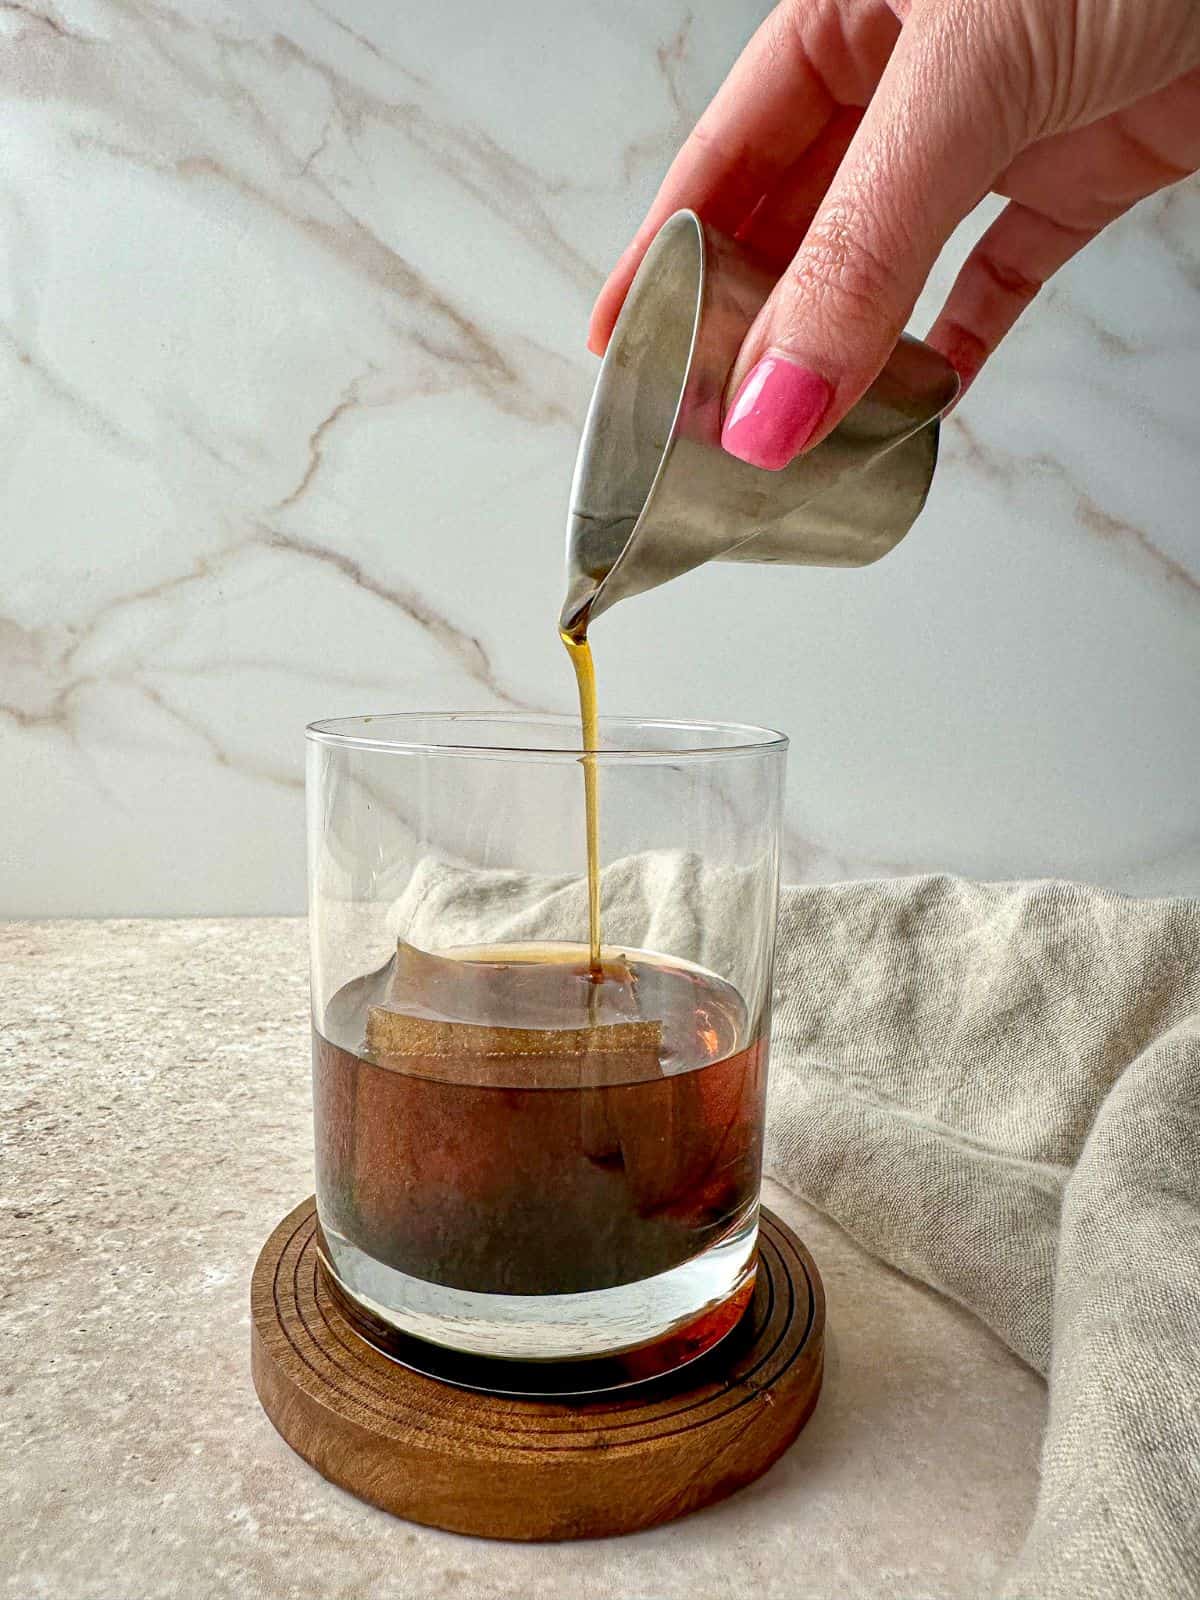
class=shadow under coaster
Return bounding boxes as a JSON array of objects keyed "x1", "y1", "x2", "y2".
[{"x1": 251, "y1": 1198, "x2": 825, "y2": 1541}]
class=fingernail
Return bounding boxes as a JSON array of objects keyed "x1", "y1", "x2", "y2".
[{"x1": 721, "y1": 354, "x2": 831, "y2": 471}]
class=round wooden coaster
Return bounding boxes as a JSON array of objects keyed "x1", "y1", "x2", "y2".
[{"x1": 251, "y1": 1198, "x2": 825, "y2": 1541}]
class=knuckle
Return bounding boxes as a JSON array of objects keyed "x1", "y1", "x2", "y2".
[
  {"x1": 789, "y1": 203, "x2": 904, "y2": 329},
  {"x1": 1113, "y1": 117, "x2": 1197, "y2": 189},
  {"x1": 933, "y1": 318, "x2": 990, "y2": 384},
  {"x1": 973, "y1": 250, "x2": 1043, "y2": 307}
]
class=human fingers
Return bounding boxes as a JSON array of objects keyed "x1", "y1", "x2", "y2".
[
  {"x1": 720, "y1": 0, "x2": 1024, "y2": 468},
  {"x1": 588, "y1": 2, "x2": 873, "y2": 355}
]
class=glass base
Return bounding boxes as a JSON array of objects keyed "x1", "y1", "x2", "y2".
[{"x1": 316, "y1": 1207, "x2": 759, "y2": 1397}]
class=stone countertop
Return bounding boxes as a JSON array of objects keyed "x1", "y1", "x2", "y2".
[{"x1": 1, "y1": 920, "x2": 1045, "y2": 1600}]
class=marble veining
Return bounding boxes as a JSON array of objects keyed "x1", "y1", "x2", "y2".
[
  {"x1": 947, "y1": 415, "x2": 1200, "y2": 600},
  {"x1": 1, "y1": 0, "x2": 1199, "y2": 912}
]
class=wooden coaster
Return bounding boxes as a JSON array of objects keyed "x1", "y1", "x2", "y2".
[{"x1": 251, "y1": 1198, "x2": 825, "y2": 1541}]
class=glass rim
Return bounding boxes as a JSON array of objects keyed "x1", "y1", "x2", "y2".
[{"x1": 305, "y1": 711, "x2": 788, "y2": 763}]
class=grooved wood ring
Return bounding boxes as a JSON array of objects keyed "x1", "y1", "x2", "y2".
[{"x1": 251, "y1": 1198, "x2": 825, "y2": 1540}]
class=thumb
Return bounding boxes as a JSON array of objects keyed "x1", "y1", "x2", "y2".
[{"x1": 721, "y1": 0, "x2": 1025, "y2": 470}]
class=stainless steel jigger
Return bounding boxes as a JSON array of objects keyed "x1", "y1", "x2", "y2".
[{"x1": 561, "y1": 209, "x2": 961, "y2": 636}]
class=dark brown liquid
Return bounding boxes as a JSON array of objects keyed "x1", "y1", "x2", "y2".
[{"x1": 314, "y1": 942, "x2": 766, "y2": 1296}]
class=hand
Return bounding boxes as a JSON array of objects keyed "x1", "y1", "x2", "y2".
[{"x1": 590, "y1": 0, "x2": 1200, "y2": 470}]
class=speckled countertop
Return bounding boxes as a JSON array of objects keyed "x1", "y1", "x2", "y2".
[{"x1": 1, "y1": 920, "x2": 1045, "y2": 1600}]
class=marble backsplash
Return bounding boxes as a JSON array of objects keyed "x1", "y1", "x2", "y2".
[{"x1": 3, "y1": 0, "x2": 1198, "y2": 914}]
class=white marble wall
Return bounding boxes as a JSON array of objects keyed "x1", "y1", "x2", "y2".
[{"x1": 3, "y1": 0, "x2": 1198, "y2": 915}]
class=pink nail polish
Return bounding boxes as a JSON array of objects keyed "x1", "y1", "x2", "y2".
[{"x1": 721, "y1": 355, "x2": 831, "y2": 471}]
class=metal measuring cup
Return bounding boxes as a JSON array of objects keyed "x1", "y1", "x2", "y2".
[{"x1": 561, "y1": 209, "x2": 960, "y2": 636}]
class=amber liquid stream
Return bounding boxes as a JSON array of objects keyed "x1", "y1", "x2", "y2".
[{"x1": 561, "y1": 627, "x2": 602, "y2": 972}]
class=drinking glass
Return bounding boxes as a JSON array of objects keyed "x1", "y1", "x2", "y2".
[{"x1": 307, "y1": 713, "x2": 786, "y2": 1391}]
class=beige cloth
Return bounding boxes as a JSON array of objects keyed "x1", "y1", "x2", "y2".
[{"x1": 394, "y1": 859, "x2": 1200, "y2": 1599}]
